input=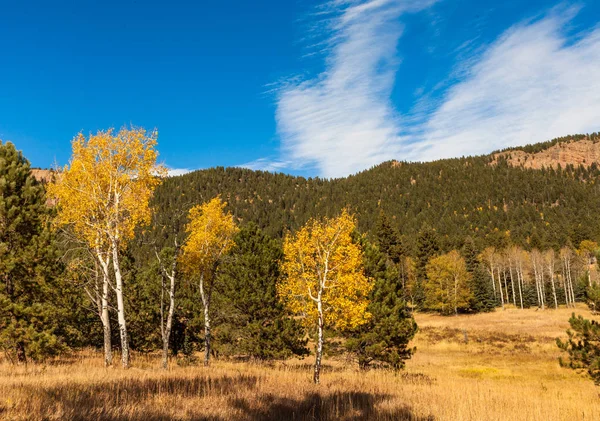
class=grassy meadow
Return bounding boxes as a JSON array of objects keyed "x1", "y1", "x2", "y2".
[{"x1": 1, "y1": 305, "x2": 598, "y2": 421}]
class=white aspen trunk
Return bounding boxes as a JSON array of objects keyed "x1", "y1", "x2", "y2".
[
  {"x1": 490, "y1": 263, "x2": 497, "y2": 297},
  {"x1": 540, "y1": 267, "x2": 546, "y2": 310},
  {"x1": 497, "y1": 267, "x2": 504, "y2": 310},
  {"x1": 157, "y1": 244, "x2": 178, "y2": 370},
  {"x1": 95, "y1": 249, "x2": 113, "y2": 367},
  {"x1": 111, "y1": 243, "x2": 130, "y2": 368},
  {"x1": 517, "y1": 261, "x2": 523, "y2": 310},
  {"x1": 199, "y1": 273, "x2": 211, "y2": 367},
  {"x1": 533, "y1": 261, "x2": 542, "y2": 309},
  {"x1": 161, "y1": 269, "x2": 176, "y2": 369},
  {"x1": 314, "y1": 294, "x2": 324, "y2": 384},
  {"x1": 101, "y1": 275, "x2": 112, "y2": 367},
  {"x1": 561, "y1": 260, "x2": 569, "y2": 307},
  {"x1": 567, "y1": 259, "x2": 576, "y2": 307},
  {"x1": 509, "y1": 259, "x2": 517, "y2": 306},
  {"x1": 313, "y1": 248, "x2": 331, "y2": 384},
  {"x1": 549, "y1": 263, "x2": 558, "y2": 309}
]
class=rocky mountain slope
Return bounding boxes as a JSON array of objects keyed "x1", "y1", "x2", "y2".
[{"x1": 491, "y1": 134, "x2": 600, "y2": 169}]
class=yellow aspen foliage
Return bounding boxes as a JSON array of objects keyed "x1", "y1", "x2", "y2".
[
  {"x1": 48, "y1": 127, "x2": 165, "y2": 249},
  {"x1": 179, "y1": 196, "x2": 238, "y2": 366},
  {"x1": 425, "y1": 250, "x2": 473, "y2": 315},
  {"x1": 278, "y1": 209, "x2": 373, "y2": 332},
  {"x1": 179, "y1": 196, "x2": 239, "y2": 279}
]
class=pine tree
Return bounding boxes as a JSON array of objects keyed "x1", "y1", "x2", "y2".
[
  {"x1": 375, "y1": 210, "x2": 398, "y2": 261},
  {"x1": 415, "y1": 225, "x2": 440, "y2": 307},
  {"x1": 345, "y1": 239, "x2": 417, "y2": 370},
  {"x1": 557, "y1": 313, "x2": 600, "y2": 384},
  {"x1": 0, "y1": 141, "x2": 65, "y2": 362},
  {"x1": 462, "y1": 238, "x2": 495, "y2": 312},
  {"x1": 215, "y1": 223, "x2": 308, "y2": 360}
]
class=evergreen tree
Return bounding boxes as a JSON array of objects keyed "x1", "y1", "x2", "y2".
[
  {"x1": 557, "y1": 313, "x2": 600, "y2": 384},
  {"x1": 461, "y1": 237, "x2": 479, "y2": 273},
  {"x1": 414, "y1": 225, "x2": 440, "y2": 307},
  {"x1": 345, "y1": 239, "x2": 417, "y2": 369},
  {"x1": 462, "y1": 238, "x2": 495, "y2": 312},
  {"x1": 469, "y1": 265, "x2": 497, "y2": 312},
  {"x1": 215, "y1": 223, "x2": 308, "y2": 359},
  {"x1": 375, "y1": 210, "x2": 399, "y2": 261},
  {"x1": 0, "y1": 141, "x2": 65, "y2": 362}
]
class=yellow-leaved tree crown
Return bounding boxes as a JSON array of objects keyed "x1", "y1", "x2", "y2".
[
  {"x1": 48, "y1": 127, "x2": 166, "y2": 249},
  {"x1": 278, "y1": 209, "x2": 373, "y2": 331}
]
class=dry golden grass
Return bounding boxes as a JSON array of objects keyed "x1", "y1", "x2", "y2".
[{"x1": 1, "y1": 305, "x2": 599, "y2": 420}]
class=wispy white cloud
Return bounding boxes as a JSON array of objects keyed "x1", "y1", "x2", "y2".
[
  {"x1": 259, "y1": 2, "x2": 600, "y2": 177},
  {"x1": 273, "y1": 0, "x2": 437, "y2": 178},
  {"x1": 411, "y1": 7, "x2": 600, "y2": 160}
]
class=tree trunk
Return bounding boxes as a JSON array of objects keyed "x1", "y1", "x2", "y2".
[
  {"x1": 96, "y1": 249, "x2": 113, "y2": 367},
  {"x1": 204, "y1": 305, "x2": 211, "y2": 366},
  {"x1": 540, "y1": 269, "x2": 546, "y2": 310},
  {"x1": 517, "y1": 262, "x2": 524, "y2": 310},
  {"x1": 502, "y1": 269, "x2": 509, "y2": 304},
  {"x1": 533, "y1": 262, "x2": 542, "y2": 309},
  {"x1": 490, "y1": 263, "x2": 497, "y2": 298},
  {"x1": 497, "y1": 267, "x2": 504, "y2": 310},
  {"x1": 162, "y1": 277, "x2": 175, "y2": 369},
  {"x1": 549, "y1": 266, "x2": 558, "y2": 309},
  {"x1": 567, "y1": 260, "x2": 576, "y2": 307},
  {"x1": 16, "y1": 341, "x2": 26, "y2": 364},
  {"x1": 561, "y1": 261, "x2": 570, "y2": 307},
  {"x1": 102, "y1": 308, "x2": 112, "y2": 367},
  {"x1": 313, "y1": 298, "x2": 324, "y2": 385},
  {"x1": 509, "y1": 260, "x2": 517, "y2": 306},
  {"x1": 158, "y1": 246, "x2": 177, "y2": 370},
  {"x1": 112, "y1": 244, "x2": 130, "y2": 369},
  {"x1": 199, "y1": 273, "x2": 211, "y2": 367}
]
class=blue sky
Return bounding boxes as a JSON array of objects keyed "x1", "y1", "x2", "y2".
[{"x1": 1, "y1": 0, "x2": 599, "y2": 177}]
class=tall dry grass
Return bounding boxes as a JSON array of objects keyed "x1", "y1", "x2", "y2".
[{"x1": 1, "y1": 305, "x2": 598, "y2": 420}]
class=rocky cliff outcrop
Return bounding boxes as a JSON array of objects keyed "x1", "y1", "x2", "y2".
[{"x1": 491, "y1": 139, "x2": 600, "y2": 169}]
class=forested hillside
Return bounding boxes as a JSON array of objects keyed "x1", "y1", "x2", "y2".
[{"x1": 148, "y1": 135, "x2": 600, "y2": 254}]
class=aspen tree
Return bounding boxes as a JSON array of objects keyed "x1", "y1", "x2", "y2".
[
  {"x1": 279, "y1": 209, "x2": 372, "y2": 384},
  {"x1": 48, "y1": 127, "x2": 164, "y2": 368},
  {"x1": 560, "y1": 247, "x2": 576, "y2": 307},
  {"x1": 544, "y1": 250, "x2": 559, "y2": 309},
  {"x1": 510, "y1": 246, "x2": 526, "y2": 310},
  {"x1": 579, "y1": 240, "x2": 598, "y2": 288},
  {"x1": 480, "y1": 247, "x2": 498, "y2": 301},
  {"x1": 425, "y1": 250, "x2": 473, "y2": 315},
  {"x1": 155, "y1": 240, "x2": 180, "y2": 369},
  {"x1": 531, "y1": 249, "x2": 545, "y2": 310},
  {"x1": 180, "y1": 197, "x2": 238, "y2": 366}
]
